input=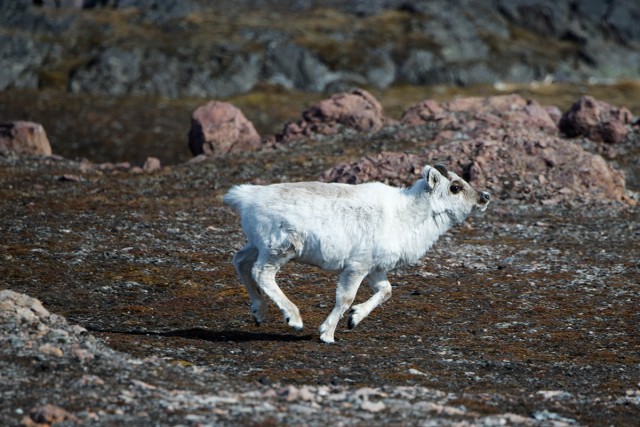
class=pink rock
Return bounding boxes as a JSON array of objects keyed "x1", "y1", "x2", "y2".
[
  {"x1": 38, "y1": 343, "x2": 64, "y2": 357},
  {"x1": 279, "y1": 89, "x2": 392, "y2": 142},
  {"x1": 544, "y1": 105, "x2": 563, "y2": 125},
  {"x1": 324, "y1": 95, "x2": 627, "y2": 204},
  {"x1": 321, "y1": 152, "x2": 422, "y2": 186},
  {"x1": 401, "y1": 99, "x2": 443, "y2": 126},
  {"x1": 429, "y1": 136, "x2": 625, "y2": 203},
  {"x1": 27, "y1": 404, "x2": 79, "y2": 425},
  {"x1": 559, "y1": 95, "x2": 633, "y2": 144},
  {"x1": 143, "y1": 157, "x2": 161, "y2": 173},
  {"x1": 0, "y1": 121, "x2": 53, "y2": 156},
  {"x1": 188, "y1": 101, "x2": 261, "y2": 156},
  {"x1": 401, "y1": 94, "x2": 557, "y2": 133}
]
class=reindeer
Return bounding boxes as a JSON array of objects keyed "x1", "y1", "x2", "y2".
[{"x1": 224, "y1": 164, "x2": 490, "y2": 343}]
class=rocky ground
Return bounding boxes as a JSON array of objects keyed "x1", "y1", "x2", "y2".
[
  {"x1": 2, "y1": 88, "x2": 640, "y2": 425},
  {"x1": 3, "y1": 0, "x2": 640, "y2": 98}
]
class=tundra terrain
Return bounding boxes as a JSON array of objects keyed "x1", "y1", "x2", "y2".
[{"x1": 1, "y1": 88, "x2": 639, "y2": 424}]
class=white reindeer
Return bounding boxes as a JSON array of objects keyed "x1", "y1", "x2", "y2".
[{"x1": 223, "y1": 164, "x2": 490, "y2": 343}]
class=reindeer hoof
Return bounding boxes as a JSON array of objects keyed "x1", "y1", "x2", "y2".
[
  {"x1": 347, "y1": 308, "x2": 360, "y2": 330},
  {"x1": 285, "y1": 316, "x2": 304, "y2": 332},
  {"x1": 347, "y1": 314, "x2": 356, "y2": 330},
  {"x1": 319, "y1": 333, "x2": 335, "y2": 344}
]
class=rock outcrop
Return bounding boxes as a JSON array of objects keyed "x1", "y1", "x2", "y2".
[
  {"x1": 278, "y1": 89, "x2": 392, "y2": 142},
  {"x1": 3, "y1": 1, "x2": 640, "y2": 97},
  {"x1": 188, "y1": 101, "x2": 262, "y2": 157},
  {"x1": 0, "y1": 289, "x2": 101, "y2": 364},
  {"x1": 559, "y1": 95, "x2": 635, "y2": 144},
  {"x1": 0, "y1": 121, "x2": 52, "y2": 156},
  {"x1": 323, "y1": 94, "x2": 628, "y2": 204}
]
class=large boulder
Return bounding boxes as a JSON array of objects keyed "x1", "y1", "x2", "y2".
[
  {"x1": 559, "y1": 95, "x2": 634, "y2": 144},
  {"x1": 0, "y1": 121, "x2": 53, "y2": 156},
  {"x1": 278, "y1": 89, "x2": 392, "y2": 142},
  {"x1": 188, "y1": 101, "x2": 262, "y2": 157}
]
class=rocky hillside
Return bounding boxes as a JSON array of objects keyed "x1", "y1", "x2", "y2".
[{"x1": 2, "y1": 0, "x2": 640, "y2": 98}]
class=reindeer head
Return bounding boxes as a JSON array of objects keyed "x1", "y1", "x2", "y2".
[{"x1": 422, "y1": 163, "x2": 490, "y2": 223}]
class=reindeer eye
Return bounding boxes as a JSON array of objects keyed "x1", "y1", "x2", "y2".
[{"x1": 450, "y1": 184, "x2": 462, "y2": 194}]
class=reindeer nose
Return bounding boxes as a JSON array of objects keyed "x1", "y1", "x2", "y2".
[{"x1": 481, "y1": 191, "x2": 490, "y2": 202}]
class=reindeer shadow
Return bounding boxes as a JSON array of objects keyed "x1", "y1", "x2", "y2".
[
  {"x1": 89, "y1": 326, "x2": 314, "y2": 343},
  {"x1": 161, "y1": 328, "x2": 313, "y2": 342}
]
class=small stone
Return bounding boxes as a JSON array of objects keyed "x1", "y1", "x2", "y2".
[
  {"x1": 297, "y1": 386, "x2": 315, "y2": 402},
  {"x1": 72, "y1": 346, "x2": 95, "y2": 362},
  {"x1": 143, "y1": 157, "x2": 161, "y2": 172},
  {"x1": 28, "y1": 404, "x2": 79, "y2": 424},
  {"x1": 408, "y1": 368, "x2": 428, "y2": 376},
  {"x1": 360, "y1": 399, "x2": 386, "y2": 413},
  {"x1": 131, "y1": 379, "x2": 157, "y2": 390},
  {"x1": 537, "y1": 390, "x2": 574, "y2": 400},
  {"x1": 57, "y1": 174, "x2": 84, "y2": 182},
  {"x1": 73, "y1": 374, "x2": 105, "y2": 387},
  {"x1": 38, "y1": 343, "x2": 63, "y2": 357}
]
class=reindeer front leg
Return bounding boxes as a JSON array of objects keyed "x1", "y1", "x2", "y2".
[
  {"x1": 319, "y1": 263, "x2": 368, "y2": 343},
  {"x1": 348, "y1": 270, "x2": 392, "y2": 329}
]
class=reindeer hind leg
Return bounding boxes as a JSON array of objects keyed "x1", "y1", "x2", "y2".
[
  {"x1": 251, "y1": 251, "x2": 303, "y2": 331},
  {"x1": 233, "y1": 244, "x2": 267, "y2": 325}
]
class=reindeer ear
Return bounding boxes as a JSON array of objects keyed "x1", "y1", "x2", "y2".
[
  {"x1": 422, "y1": 166, "x2": 440, "y2": 192},
  {"x1": 434, "y1": 163, "x2": 448, "y2": 177}
]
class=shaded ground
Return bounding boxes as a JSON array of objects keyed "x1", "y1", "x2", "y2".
[{"x1": 1, "y1": 114, "x2": 639, "y2": 424}]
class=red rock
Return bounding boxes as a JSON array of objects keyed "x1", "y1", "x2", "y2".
[
  {"x1": 27, "y1": 404, "x2": 79, "y2": 425},
  {"x1": 401, "y1": 94, "x2": 558, "y2": 133},
  {"x1": 429, "y1": 136, "x2": 625, "y2": 203},
  {"x1": 279, "y1": 89, "x2": 393, "y2": 142},
  {"x1": 188, "y1": 101, "x2": 261, "y2": 157},
  {"x1": 0, "y1": 121, "x2": 52, "y2": 156},
  {"x1": 400, "y1": 99, "x2": 444, "y2": 126},
  {"x1": 544, "y1": 105, "x2": 563, "y2": 125},
  {"x1": 324, "y1": 95, "x2": 627, "y2": 204},
  {"x1": 321, "y1": 152, "x2": 422, "y2": 186},
  {"x1": 559, "y1": 95, "x2": 633, "y2": 144},
  {"x1": 308, "y1": 89, "x2": 385, "y2": 131}
]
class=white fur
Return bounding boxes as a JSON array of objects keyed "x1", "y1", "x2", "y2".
[{"x1": 224, "y1": 165, "x2": 490, "y2": 343}]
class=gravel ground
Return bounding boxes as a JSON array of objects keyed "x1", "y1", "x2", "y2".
[{"x1": 1, "y1": 123, "x2": 639, "y2": 425}]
